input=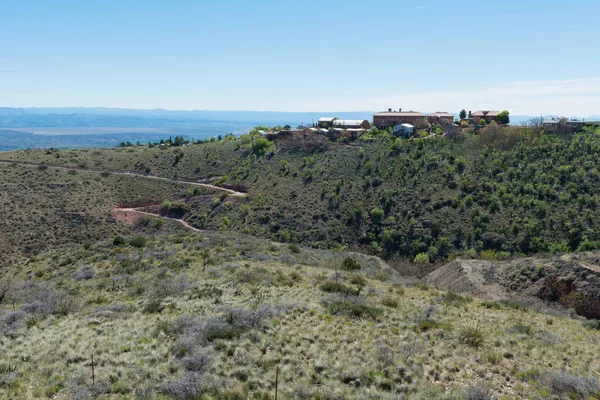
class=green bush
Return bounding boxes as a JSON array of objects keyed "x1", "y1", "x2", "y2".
[
  {"x1": 113, "y1": 236, "x2": 126, "y2": 246},
  {"x1": 288, "y1": 243, "x2": 300, "y2": 254},
  {"x1": 323, "y1": 297, "x2": 382, "y2": 320},
  {"x1": 129, "y1": 236, "x2": 147, "y2": 248},
  {"x1": 319, "y1": 281, "x2": 357, "y2": 295},
  {"x1": 342, "y1": 257, "x2": 361, "y2": 271},
  {"x1": 413, "y1": 253, "x2": 430, "y2": 264}
]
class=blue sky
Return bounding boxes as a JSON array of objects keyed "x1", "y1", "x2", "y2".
[{"x1": 1, "y1": 0, "x2": 599, "y2": 115}]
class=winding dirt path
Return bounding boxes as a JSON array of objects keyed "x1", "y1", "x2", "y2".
[
  {"x1": 0, "y1": 159, "x2": 247, "y2": 197},
  {"x1": 113, "y1": 207, "x2": 202, "y2": 233}
]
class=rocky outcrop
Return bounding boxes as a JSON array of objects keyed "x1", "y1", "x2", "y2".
[{"x1": 425, "y1": 253, "x2": 600, "y2": 319}]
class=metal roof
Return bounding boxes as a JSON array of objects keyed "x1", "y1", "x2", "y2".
[
  {"x1": 429, "y1": 112, "x2": 454, "y2": 117},
  {"x1": 333, "y1": 119, "x2": 367, "y2": 126},
  {"x1": 318, "y1": 117, "x2": 338, "y2": 122}
]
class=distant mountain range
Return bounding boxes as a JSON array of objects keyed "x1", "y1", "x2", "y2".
[
  {"x1": 0, "y1": 107, "x2": 597, "y2": 128},
  {"x1": 0, "y1": 107, "x2": 598, "y2": 151}
]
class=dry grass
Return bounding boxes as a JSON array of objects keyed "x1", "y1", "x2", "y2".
[{"x1": 0, "y1": 231, "x2": 598, "y2": 399}]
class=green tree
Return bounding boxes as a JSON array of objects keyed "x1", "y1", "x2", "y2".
[
  {"x1": 370, "y1": 207, "x2": 384, "y2": 225},
  {"x1": 479, "y1": 118, "x2": 486, "y2": 126},
  {"x1": 414, "y1": 253, "x2": 430, "y2": 264},
  {"x1": 497, "y1": 110, "x2": 510, "y2": 124},
  {"x1": 459, "y1": 109, "x2": 467, "y2": 120}
]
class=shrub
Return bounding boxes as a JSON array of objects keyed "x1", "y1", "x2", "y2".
[
  {"x1": 350, "y1": 275, "x2": 367, "y2": 286},
  {"x1": 464, "y1": 384, "x2": 494, "y2": 400},
  {"x1": 381, "y1": 297, "x2": 399, "y2": 308},
  {"x1": 322, "y1": 295, "x2": 382, "y2": 320},
  {"x1": 583, "y1": 319, "x2": 600, "y2": 331},
  {"x1": 413, "y1": 253, "x2": 430, "y2": 264},
  {"x1": 457, "y1": 324, "x2": 487, "y2": 349},
  {"x1": 319, "y1": 281, "x2": 357, "y2": 295},
  {"x1": 370, "y1": 208, "x2": 384, "y2": 225},
  {"x1": 547, "y1": 371, "x2": 598, "y2": 397},
  {"x1": 73, "y1": 266, "x2": 95, "y2": 281},
  {"x1": 179, "y1": 350, "x2": 213, "y2": 373},
  {"x1": 162, "y1": 200, "x2": 171, "y2": 212},
  {"x1": 129, "y1": 236, "x2": 146, "y2": 248},
  {"x1": 342, "y1": 257, "x2": 361, "y2": 271},
  {"x1": 113, "y1": 236, "x2": 126, "y2": 246},
  {"x1": 142, "y1": 299, "x2": 164, "y2": 314},
  {"x1": 288, "y1": 243, "x2": 300, "y2": 254},
  {"x1": 438, "y1": 291, "x2": 471, "y2": 306}
]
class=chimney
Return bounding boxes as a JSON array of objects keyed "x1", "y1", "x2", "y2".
[
  {"x1": 468, "y1": 111, "x2": 472, "y2": 119},
  {"x1": 388, "y1": 108, "x2": 392, "y2": 112},
  {"x1": 399, "y1": 108, "x2": 402, "y2": 112}
]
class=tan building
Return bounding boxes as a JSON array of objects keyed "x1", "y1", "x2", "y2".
[
  {"x1": 470, "y1": 110, "x2": 501, "y2": 124},
  {"x1": 373, "y1": 109, "x2": 427, "y2": 130},
  {"x1": 427, "y1": 112, "x2": 455, "y2": 125}
]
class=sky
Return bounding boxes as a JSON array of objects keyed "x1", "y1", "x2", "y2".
[{"x1": 1, "y1": 0, "x2": 599, "y2": 116}]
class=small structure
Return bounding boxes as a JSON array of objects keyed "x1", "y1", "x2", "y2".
[
  {"x1": 393, "y1": 123, "x2": 415, "y2": 137},
  {"x1": 373, "y1": 108, "x2": 427, "y2": 130},
  {"x1": 332, "y1": 119, "x2": 371, "y2": 129},
  {"x1": 318, "y1": 117, "x2": 339, "y2": 128},
  {"x1": 470, "y1": 110, "x2": 501, "y2": 124},
  {"x1": 427, "y1": 112, "x2": 454, "y2": 125}
]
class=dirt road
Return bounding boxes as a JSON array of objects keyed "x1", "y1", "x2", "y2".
[{"x1": 0, "y1": 159, "x2": 247, "y2": 197}]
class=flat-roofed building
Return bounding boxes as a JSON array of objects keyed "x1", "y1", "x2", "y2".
[
  {"x1": 427, "y1": 112, "x2": 455, "y2": 125},
  {"x1": 373, "y1": 108, "x2": 427, "y2": 130}
]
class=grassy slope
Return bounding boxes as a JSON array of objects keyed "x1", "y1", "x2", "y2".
[
  {"x1": 0, "y1": 162, "x2": 217, "y2": 264},
  {"x1": 1, "y1": 229, "x2": 599, "y2": 400},
  {"x1": 5, "y1": 132, "x2": 600, "y2": 266}
]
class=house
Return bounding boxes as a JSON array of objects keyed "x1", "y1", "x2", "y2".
[
  {"x1": 470, "y1": 110, "x2": 501, "y2": 124},
  {"x1": 393, "y1": 123, "x2": 415, "y2": 137},
  {"x1": 373, "y1": 108, "x2": 427, "y2": 130},
  {"x1": 318, "y1": 117, "x2": 339, "y2": 128},
  {"x1": 332, "y1": 119, "x2": 371, "y2": 129},
  {"x1": 427, "y1": 112, "x2": 455, "y2": 125}
]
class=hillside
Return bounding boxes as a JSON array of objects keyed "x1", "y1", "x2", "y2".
[
  {"x1": 1, "y1": 228, "x2": 599, "y2": 399},
  {"x1": 4, "y1": 127, "x2": 600, "y2": 271}
]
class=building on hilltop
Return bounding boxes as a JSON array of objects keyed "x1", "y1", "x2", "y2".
[
  {"x1": 332, "y1": 119, "x2": 371, "y2": 130},
  {"x1": 318, "y1": 117, "x2": 339, "y2": 128},
  {"x1": 373, "y1": 108, "x2": 427, "y2": 130},
  {"x1": 427, "y1": 112, "x2": 455, "y2": 125},
  {"x1": 470, "y1": 110, "x2": 501, "y2": 124}
]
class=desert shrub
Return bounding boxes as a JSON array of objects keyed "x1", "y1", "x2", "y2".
[
  {"x1": 288, "y1": 243, "x2": 300, "y2": 254},
  {"x1": 583, "y1": 319, "x2": 600, "y2": 331},
  {"x1": 1, "y1": 310, "x2": 27, "y2": 336},
  {"x1": 151, "y1": 274, "x2": 192, "y2": 298},
  {"x1": 73, "y1": 266, "x2": 95, "y2": 281},
  {"x1": 142, "y1": 299, "x2": 164, "y2": 314},
  {"x1": 463, "y1": 384, "x2": 494, "y2": 400},
  {"x1": 129, "y1": 236, "x2": 146, "y2": 248},
  {"x1": 161, "y1": 373, "x2": 202, "y2": 400},
  {"x1": 20, "y1": 286, "x2": 77, "y2": 317},
  {"x1": 481, "y1": 299, "x2": 530, "y2": 312},
  {"x1": 162, "y1": 200, "x2": 171, "y2": 212},
  {"x1": 350, "y1": 274, "x2": 367, "y2": 286},
  {"x1": 322, "y1": 295, "x2": 382, "y2": 319},
  {"x1": 342, "y1": 257, "x2": 361, "y2": 271},
  {"x1": 113, "y1": 236, "x2": 126, "y2": 246},
  {"x1": 547, "y1": 371, "x2": 598, "y2": 397},
  {"x1": 438, "y1": 291, "x2": 471, "y2": 306},
  {"x1": 381, "y1": 297, "x2": 399, "y2": 308},
  {"x1": 457, "y1": 324, "x2": 487, "y2": 349},
  {"x1": 319, "y1": 281, "x2": 357, "y2": 295},
  {"x1": 180, "y1": 350, "x2": 213, "y2": 373}
]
